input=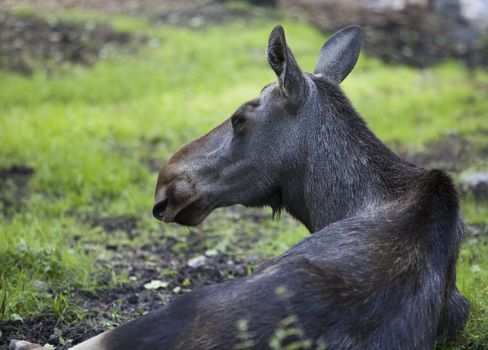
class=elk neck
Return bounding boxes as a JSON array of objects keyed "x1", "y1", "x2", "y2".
[{"x1": 279, "y1": 79, "x2": 422, "y2": 233}]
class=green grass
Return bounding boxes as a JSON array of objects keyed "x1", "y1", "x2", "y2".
[{"x1": 0, "y1": 10, "x2": 486, "y2": 348}]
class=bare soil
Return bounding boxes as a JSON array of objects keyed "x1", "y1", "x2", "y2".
[
  {"x1": 395, "y1": 130, "x2": 488, "y2": 173},
  {"x1": 282, "y1": 0, "x2": 487, "y2": 68},
  {"x1": 0, "y1": 209, "x2": 263, "y2": 349},
  {"x1": 0, "y1": 0, "x2": 213, "y2": 17},
  {"x1": 152, "y1": 2, "x2": 278, "y2": 28},
  {"x1": 0, "y1": 165, "x2": 34, "y2": 216},
  {"x1": 395, "y1": 130, "x2": 488, "y2": 206},
  {"x1": 0, "y1": 12, "x2": 137, "y2": 75},
  {"x1": 2, "y1": 0, "x2": 486, "y2": 69}
]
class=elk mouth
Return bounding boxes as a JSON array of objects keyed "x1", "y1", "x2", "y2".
[
  {"x1": 152, "y1": 195, "x2": 212, "y2": 226},
  {"x1": 152, "y1": 196, "x2": 169, "y2": 221}
]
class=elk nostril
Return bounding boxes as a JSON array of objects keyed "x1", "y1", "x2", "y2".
[{"x1": 152, "y1": 197, "x2": 169, "y2": 221}]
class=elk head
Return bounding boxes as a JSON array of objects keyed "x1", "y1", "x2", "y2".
[{"x1": 153, "y1": 25, "x2": 362, "y2": 226}]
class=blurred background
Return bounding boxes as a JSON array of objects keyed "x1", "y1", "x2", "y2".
[{"x1": 0, "y1": 1, "x2": 487, "y2": 349}]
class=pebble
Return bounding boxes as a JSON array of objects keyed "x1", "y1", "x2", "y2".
[
  {"x1": 143, "y1": 280, "x2": 168, "y2": 290},
  {"x1": 187, "y1": 255, "x2": 206, "y2": 268},
  {"x1": 204, "y1": 249, "x2": 218, "y2": 257}
]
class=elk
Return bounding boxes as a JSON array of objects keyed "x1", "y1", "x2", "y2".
[{"x1": 11, "y1": 25, "x2": 469, "y2": 350}]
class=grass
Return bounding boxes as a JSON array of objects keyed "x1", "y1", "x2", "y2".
[{"x1": 0, "y1": 8, "x2": 486, "y2": 348}]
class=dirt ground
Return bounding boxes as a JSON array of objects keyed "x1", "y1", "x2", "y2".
[
  {"x1": 0, "y1": 0, "x2": 274, "y2": 27},
  {"x1": 282, "y1": 0, "x2": 486, "y2": 68},
  {"x1": 396, "y1": 130, "x2": 488, "y2": 173},
  {"x1": 0, "y1": 0, "x2": 213, "y2": 16},
  {"x1": 0, "y1": 166, "x2": 34, "y2": 216},
  {"x1": 0, "y1": 1, "x2": 278, "y2": 75},
  {"x1": 0, "y1": 12, "x2": 139, "y2": 75},
  {"x1": 1, "y1": 0, "x2": 487, "y2": 70},
  {"x1": 0, "y1": 205, "x2": 264, "y2": 348}
]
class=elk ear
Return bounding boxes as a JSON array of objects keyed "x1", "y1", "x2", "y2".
[
  {"x1": 314, "y1": 25, "x2": 362, "y2": 84},
  {"x1": 267, "y1": 25, "x2": 304, "y2": 101}
]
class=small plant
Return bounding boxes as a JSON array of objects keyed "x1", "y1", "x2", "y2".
[
  {"x1": 267, "y1": 286, "x2": 327, "y2": 349},
  {"x1": 233, "y1": 319, "x2": 255, "y2": 350},
  {"x1": 52, "y1": 292, "x2": 69, "y2": 320},
  {"x1": 0, "y1": 289, "x2": 7, "y2": 321},
  {"x1": 268, "y1": 315, "x2": 320, "y2": 350}
]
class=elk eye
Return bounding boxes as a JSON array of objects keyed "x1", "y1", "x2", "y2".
[{"x1": 231, "y1": 115, "x2": 246, "y2": 130}]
